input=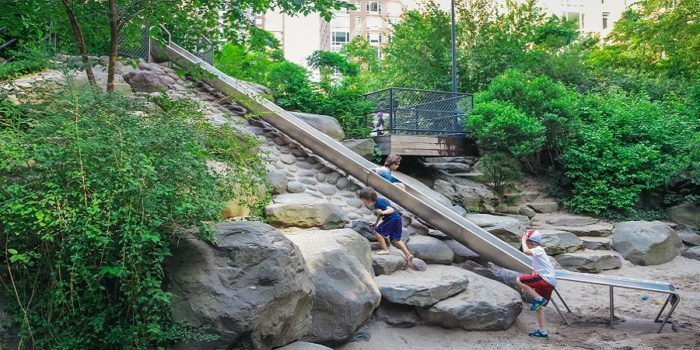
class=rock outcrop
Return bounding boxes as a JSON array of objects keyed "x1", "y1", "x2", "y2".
[
  {"x1": 122, "y1": 64, "x2": 178, "y2": 92},
  {"x1": 612, "y1": 221, "x2": 682, "y2": 266},
  {"x1": 555, "y1": 250, "x2": 622, "y2": 273},
  {"x1": 539, "y1": 230, "x2": 584, "y2": 255},
  {"x1": 666, "y1": 202, "x2": 700, "y2": 228},
  {"x1": 434, "y1": 178, "x2": 497, "y2": 213},
  {"x1": 417, "y1": 271, "x2": 522, "y2": 331},
  {"x1": 376, "y1": 266, "x2": 470, "y2": 307},
  {"x1": 342, "y1": 138, "x2": 376, "y2": 160},
  {"x1": 406, "y1": 235, "x2": 454, "y2": 264},
  {"x1": 533, "y1": 214, "x2": 613, "y2": 237},
  {"x1": 465, "y1": 214, "x2": 526, "y2": 247},
  {"x1": 682, "y1": 246, "x2": 700, "y2": 261},
  {"x1": 265, "y1": 193, "x2": 348, "y2": 229},
  {"x1": 443, "y1": 239, "x2": 480, "y2": 263},
  {"x1": 292, "y1": 112, "x2": 345, "y2": 140},
  {"x1": 276, "y1": 341, "x2": 333, "y2": 350},
  {"x1": 372, "y1": 247, "x2": 408, "y2": 276},
  {"x1": 374, "y1": 301, "x2": 421, "y2": 328},
  {"x1": 286, "y1": 229, "x2": 380, "y2": 344},
  {"x1": 166, "y1": 222, "x2": 314, "y2": 350}
]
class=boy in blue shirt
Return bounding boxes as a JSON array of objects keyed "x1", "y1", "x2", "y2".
[
  {"x1": 359, "y1": 187, "x2": 413, "y2": 265},
  {"x1": 373, "y1": 153, "x2": 406, "y2": 190}
]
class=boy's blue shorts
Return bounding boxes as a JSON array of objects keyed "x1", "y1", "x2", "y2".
[{"x1": 375, "y1": 216, "x2": 402, "y2": 241}]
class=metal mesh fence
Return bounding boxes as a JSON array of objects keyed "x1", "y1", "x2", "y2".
[
  {"x1": 117, "y1": 25, "x2": 150, "y2": 61},
  {"x1": 364, "y1": 88, "x2": 473, "y2": 136}
]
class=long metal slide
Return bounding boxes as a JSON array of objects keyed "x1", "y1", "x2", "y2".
[{"x1": 155, "y1": 36, "x2": 680, "y2": 333}]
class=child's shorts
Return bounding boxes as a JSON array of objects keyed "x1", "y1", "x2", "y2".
[
  {"x1": 519, "y1": 274, "x2": 555, "y2": 301},
  {"x1": 375, "y1": 216, "x2": 403, "y2": 241}
]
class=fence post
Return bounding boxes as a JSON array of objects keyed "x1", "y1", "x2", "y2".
[{"x1": 389, "y1": 88, "x2": 395, "y2": 135}]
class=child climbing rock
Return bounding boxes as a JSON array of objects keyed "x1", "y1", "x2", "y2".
[
  {"x1": 516, "y1": 229, "x2": 558, "y2": 339},
  {"x1": 359, "y1": 187, "x2": 413, "y2": 266}
]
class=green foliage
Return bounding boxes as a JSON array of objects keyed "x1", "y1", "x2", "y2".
[
  {"x1": 307, "y1": 50, "x2": 359, "y2": 78},
  {"x1": 466, "y1": 100, "x2": 545, "y2": 160},
  {"x1": 0, "y1": 81, "x2": 269, "y2": 349},
  {"x1": 265, "y1": 60, "x2": 317, "y2": 112},
  {"x1": 0, "y1": 45, "x2": 52, "y2": 81},
  {"x1": 479, "y1": 152, "x2": 523, "y2": 196},
  {"x1": 561, "y1": 90, "x2": 697, "y2": 214}
]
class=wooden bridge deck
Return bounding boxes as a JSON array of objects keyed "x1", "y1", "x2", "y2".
[{"x1": 373, "y1": 135, "x2": 477, "y2": 157}]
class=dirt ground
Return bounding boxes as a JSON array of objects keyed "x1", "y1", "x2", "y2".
[{"x1": 338, "y1": 256, "x2": 700, "y2": 350}]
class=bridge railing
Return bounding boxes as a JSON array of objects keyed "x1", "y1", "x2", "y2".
[{"x1": 364, "y1": 87, "x2": 473, "y2": 136}]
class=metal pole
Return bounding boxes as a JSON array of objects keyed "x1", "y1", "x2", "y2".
[
  {"x1": 450, "y1": 0, "x2": 457, "y2": 94},
  {"x1": 389, "y1": 88, "x2": 395, "y2": 135},
  {"x1": 609, "y1": 286, "x2": 614, "y2": 328}
]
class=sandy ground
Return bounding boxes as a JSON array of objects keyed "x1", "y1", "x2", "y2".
[{"x1": 337, "y1": 256, "x2": 700, "y2": 350}]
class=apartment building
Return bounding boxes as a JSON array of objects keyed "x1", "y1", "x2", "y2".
[{"x1": 256, "y1": 0, "x2": 638, "y2": 69}]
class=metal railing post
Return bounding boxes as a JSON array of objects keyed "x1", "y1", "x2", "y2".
[{"x1": 389, "y1": 88, "x2": 395, "y2": 135}]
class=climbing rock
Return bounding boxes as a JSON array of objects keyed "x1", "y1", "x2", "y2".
[
  {"x1": 538, "y1": 230, "x2": 584, "y2": 255},
  {"x1": 434, "y1": 178, "x2": 497, "y2": 213},
  {"x1": 459, "y1": 261, "x2": 522, "y2": 292},
  {"x1": 527, "y1": 202, "x2": 559, "y2": 214},
  {"x1": 374, "y1": 300, "x2": 421, "y2": 328},
  {"x1": 265, "y1": 193, "x2": 347, "y2": 229},
  {"x1": 427, "y1": 229, "x2": 449, "y2": 239},
  {"x1": 376, "y1": 265, "x2": 470, "y2": 307},
  {"x1": 417, "y1": 271, "x2": 523, "y2": 331},
  {"x1": 317, "y1": 183, "x2": 337, "y2": 196},
  {"x1": 666, "y1": 202, "x2": 700, "y2": 228},
  {"x1": 555, "y1": 250, "x2": 622, "y2": 273},
  {"x1": 465, "y1": 214, "x2": 526, "y2": 247},
  {"x1": 342, "y1": 138, "x2": 376, "y2": 160},
  {"x1": 286, "y1": 181, "x2": 306, "y2": 193},
  {"x1": 406, "y1": 235, "x2": 454, "y2": 264},
  {"x1": 123, "y1": 69, "x2": 177, "y2": 92},
  {"x1": 681, "y1": 246, "x2": 700, "y2": 261},
  {"x1": 292, "y1": 112, "x2": 345, "y2": 140},
  {"x1": 519, "y1": 206, "x2": 537, "y2": 219},
  {"x1": 166, "y1": 222, "x2": 314, "y2": 350},
  {"x1": 533, "y1": 214, "x2": 613, "y2": 237},
  {"x1": 351, "y1": 220, "x2": 377, "y2": 242},
  {"x1": 678, "y1": 228, "x2": 700, "y2": 246},
  {"x1": 241, "y1": 80, "x2": 273, "y2": 96},
  {"x1": 443, "y1": 239, "x2": 480, "y2": 263},
  {"x1": 276, "y1": 341, "x2": 332, "y2": 350},
  {"x1": 612, "y1": 221, "x2": 682, "y2": 266},
  {"x1": 372, "y1": 247, "x2": 408, "y2": 276},
  {"x1": 268, "y1": 169, "x2": 288, "y2": 195},
  {"x1": 582, "y1": 237, "x2": 612, "y2": 250},
  {"x1": 287, "y1": 229, "x2": 380, "y2": 344}
]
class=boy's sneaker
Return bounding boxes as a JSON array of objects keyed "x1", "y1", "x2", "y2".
[
  {"x1": 528, "y1": 329, "x2": 549, "y2": 339},
  {"x1": 529, "y1": 297, "x2": 547, "y2": 311}
]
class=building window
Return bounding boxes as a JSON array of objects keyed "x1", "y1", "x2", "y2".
[
  {"x1": 366, "y1": 32, "x2": 382, "y2": 44},
  {"x1": 602, "y1": 12, "x2": 609, "y2": 29},
  {"x1": 332, "y1": 31, "x2": 350, "y2": 46},
  {"x1": 355, "y1": 17, "x2": 362, "y2": 27},
  {"x1": 367, "y1": 16, "x2": 382, "y2": 29},
  {"x1": 366, "y1": 1, "x2": 381, "y2": 14}
]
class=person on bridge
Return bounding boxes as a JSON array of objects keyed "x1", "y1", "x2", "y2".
[
  {"x1": 373, "y1": 153, "x2": 406, "y2": 190},
  {"x1": 516, "y1": 229, "x2": 557, "y2": 339},
  {"x1": 371, "y1": 112, "x2": 385, "y2": 136},
  {"x1": 359, "y1": 187, "x2": 413, "y2": 267}
]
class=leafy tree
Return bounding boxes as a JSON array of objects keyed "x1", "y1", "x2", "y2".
[
  {"x1": 340, "y1": 36, "x2": 379, "y2": 73},
  {"x1": 308, "y1": 50, "x2": 359, "y2": 79}
]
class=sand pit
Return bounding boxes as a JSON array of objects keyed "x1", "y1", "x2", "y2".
[{"x1": 338, "y1": 256, "x2": 700, "y2": 349}]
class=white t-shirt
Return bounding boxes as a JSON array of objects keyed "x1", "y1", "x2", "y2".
[{"x1": 531, "y1": 246, "x2": 557, "y2": 286}]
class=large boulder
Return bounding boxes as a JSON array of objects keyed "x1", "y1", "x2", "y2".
[
  {"x1": 123, "y1": 68, "x2": 177, "y2": 92},
  {"x1": 533, "y1": 214, "x2": 613, "y2": 237},
  {"x1": 459, "y1": 261, "x2": 522, "y2": 292},
  {"x1": 376, "y1": 265, "x2": 470, "y2": 307},
  {"x1": 268, "y1": 169, "x2": 288, "y2": 195},
  {"x1": 464, "y1": 214, "x2": 527, "y2": 247},
  {"x1": 372, "y1": 247, "x2": 408, "y2": 276},
  {"x1": 681, "y1": 246, "x2": 700, "y2": 261},
  {"x1": 417, "y1": 271, "x2": 523, "y2": 331},
  {"x1": 612, "y1": 221, "x2": 682, "y2": 266},
  {"x1": 374, "y1": 301, "x2": 421, "y2": 328},
  {"x1": 538, "y1": 230, "x2": 584, "y2": 255},
  {"x1": 342, "y1": 138, "x2": 376, "y2": 160},
  {"x1": 166, "y1": 222, "x2": 314, "y2": 350},
  {"x1": 265, "y1": 193, "x2": 348, "y2": 229},
  {"x1": 443, "y1": 239, "x2": 480, "y2": 263},
  {"x1": 555, "y1": 250, "x2": 622, "y2": 273},
  {"x1": 433, "y1": 178, "x2": 497, "y2": 213},
  {"x1": 678, "y1": 228, "x2": 700, "y2": 246},
  {"x1": 292, "y1": 112, "x2": 345, "y2": 140},
  {"x1": 286, "y1": 229, "x2": 380, "y2": 344},
  {"x1": 406, "y1": 235, "x2": 454, "y2": 264},
  {"x1": 666, "y1": 202, "x2": 700, "y2": 228}
]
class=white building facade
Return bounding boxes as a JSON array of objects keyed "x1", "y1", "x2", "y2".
[{"x1": 256, "y1": 0, "x2": 639, "y2": 69}]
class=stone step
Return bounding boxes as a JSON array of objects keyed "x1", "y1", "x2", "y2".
[
  {"x1": 538, "y1": 230, "x2": 584, "y2": 255},
  {"x1": 375, "y1": 265, "x2": 470, "y2": 307},
  {"x1": 554, "y1": 249, "x2": 622, "y2": 273},
  {"x1": 372, "y1": 247, "x2": 408, "y2": 276},
  {"x1": 532, "y1": 213, "x2": 614, "y2": 237},
  {"x1": 526, "y1": 201, "x2": 559, "y2": 214},
  {"x1": 580, "y1": 236, "x2": 612, "y2": 250}
]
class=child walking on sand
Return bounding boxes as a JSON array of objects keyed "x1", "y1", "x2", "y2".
[
  {"x1": 373, "y1": 153, "x2": 406, "y2": 190},
  {"x1": 516, "y1": 229, "x2": 557, "y2": 339},
  {"x1": 359, "y1": 187, "x2": 413, "y2": 266}
]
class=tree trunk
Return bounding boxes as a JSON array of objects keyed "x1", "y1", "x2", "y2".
[
  {"x1": 107, "y1": 0, "x2": 119, "y2": 92},
  {"x1": 60, "y1": 0, "x2": 96, "y2": 87}
]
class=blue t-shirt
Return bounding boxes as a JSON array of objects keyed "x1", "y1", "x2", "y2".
[
  {"x1": 376, "y1": 166, "x2": 401, "y2": 183},
  {"x1": 375, "y1": 198, "x2": 400, "y2": 221}
]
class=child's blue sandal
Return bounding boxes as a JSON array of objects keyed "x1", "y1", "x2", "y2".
[{"x1": 528, "y1": 329, "x2": 549, "y2": 339}]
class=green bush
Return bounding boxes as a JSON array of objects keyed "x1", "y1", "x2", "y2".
[
  {"x1": 466, "y1": 100, "x2": 546, "y2": 161},
  {"x1": 0, "y1": 45, "x2": 52, "y2": 81},
  {"x1": 479, "y1": 152, "x2": 523, "y2": 196},
  {"x1": 561, "y1": 90, "x2": 696, "y2": 214},
  {"x1": 0, "y1": 81, "x2": 268, "y2": 349}
]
